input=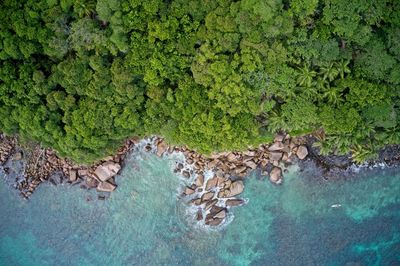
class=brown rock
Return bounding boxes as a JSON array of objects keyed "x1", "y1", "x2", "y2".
[
  {"x1": 205, "y1": 199, "x2": 218, "y2": 210},
  {"x1": 226, "y1": 153, "x2": 237, "y2": 162},
  {"x1": 156, "y1": 141, "x2": 167, "y2": 157},
  {"x1": 221, "y1": 180, "x2": 244, "y2": 198},
  {"x1": 210, "y1": 205, "x2": 224, "y2": 215},
  {"x1": 206, "y1": 177, "x2": 218, "y2": 190},
  {"x1": 269, "y1": 167, "x2": 282, "y2": 184},
  {"x1": 196, "y1": 209, "x2": 203, "y2": 221},
  {"x1": 269, "y1": 151, "x2": 283, "y2": 161},
  {"x1": 69, "y1": 170, "x2": 77, "y2": 182},
  {"x1": 78, "y1": 169, "x2": 88, "y2": 177},
  {"x1": 274, "y1": 134, "x2": 285, "y2": 142},
  {"x1": 94, "y1": 162, "x2": 121, "y2": 182},
  {"x1": 235, "y1": 166, "x2": 247, "y2": 174},
  {"x1": 214, "y1": 209, "x2": 227, "y2": 219},
  {"x1": 96, "y1": 181, "x2": 116, "y2": 192},
  {"x1": 296, "y1": 145, "x2": 308, "y2": 160},
  {"x1": 195, "y1": 174, "x2": 204, "y2": 187},
  {"x1": 225, "y1": 199, "x2": 245, "y2": 206},
  {"x1": 191, "y1": 198, "x2": 201, "y2": 205},
  {"x1": 268, "y1": 142, "x2": 285, "y2": 151},
  {"x1": 201, "y1": 191, "x2": 214, "y2": 202},
  {"x1": 184, "y1": 186, "x2": 195, "y2": 195},
  {"x1": 245, "y1": 160, "x2": 257, "y2": 169}
]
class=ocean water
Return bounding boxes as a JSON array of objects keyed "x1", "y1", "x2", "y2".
[{"x1": 0, "y1": 150, "x2": 399, "y2": 266}]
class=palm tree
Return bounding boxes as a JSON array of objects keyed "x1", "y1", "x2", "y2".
[
  {"x1": 296, "y1": 64, "x2": 317, "y2": 87},
  {"x1": 335, "y1": 60, "x2": 351, "y2": 79},
  {"x1": 323, "y1": 87, "x2": 343, "y2": 105},
  {"x1": 351, "y1": 144, "x2": 377, "y2": 164},
  {"x1": 319, "y1": 62, "x2": 339, "y2": 82}
]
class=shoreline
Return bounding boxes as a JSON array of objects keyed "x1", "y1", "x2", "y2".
[{"x1": 1, "y1": 133, "x2": 399, "y2": 226}]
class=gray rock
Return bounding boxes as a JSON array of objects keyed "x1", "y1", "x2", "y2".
[
  {"x1": 296, "y1": 145, "x2": 308, "y2": 160},
  {"x1": 69, "y1": 170, "x2": 77, "y2": 182},
  {"x1": 269, "y1": 151, "x2": 283, "y2": 161},
  {"x1": 268, "y1": 142, "x2": 285, "y2": 151},
  {"x1": 97, "y1": 181, "x2": 116, "y2": 192},
  {"x1": 225, "y1": 199, "x2": 245, "y2": 206},
  {"x1": 269, "y1": 167, "x2": 282, "y2": 184},
  {"x1": 94, "y1": 162, "x2": 121, "y2": 182},
  {"x1": 226, "y1": 180, "x2": 244, "y2": 197}
]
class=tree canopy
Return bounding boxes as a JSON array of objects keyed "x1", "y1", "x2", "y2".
[{"x1": 0, "y1": 0, "x2": 399, "y2": 163}]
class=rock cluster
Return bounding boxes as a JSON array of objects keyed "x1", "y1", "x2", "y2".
[
  {"x1": 150, "y1": 134, "x2": 309, "y2": 226},
  {"x1": 0, "y1": 134, "x2": 134, "y2": 199},
  {"x1": 1, "y1": 133, "x2": 309, "y2": 215}
]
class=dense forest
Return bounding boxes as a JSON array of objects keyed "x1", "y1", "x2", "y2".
[{"x1": 0, "y1": 0, "x2": 399, "y2": 163}]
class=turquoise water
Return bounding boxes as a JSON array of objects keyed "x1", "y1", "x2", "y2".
[{"x1": 1, "y1": 151, "x2": 399, "y2": 265}]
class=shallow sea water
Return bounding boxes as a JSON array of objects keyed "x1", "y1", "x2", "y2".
[{"x1": 0, "y1": 151, "x2": 399, "y2": 265}]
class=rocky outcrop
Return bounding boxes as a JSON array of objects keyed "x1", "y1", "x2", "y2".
[{"x1": 94, "y1": 162, "x2": 121, "y2": 182}]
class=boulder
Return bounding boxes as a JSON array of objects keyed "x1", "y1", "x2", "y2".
[
  {"x1": 156, "y1": 141, "x2": 167, "y2": 157},
  {"x1": 269, "y1": 151, "x2": 283, "y2": 161},
  {"x1": 191, "y1": 198, "x2": 201, "y2": 205},
  {"x1": 195, "y1": 174, "x2": 204, "y2": 187},
  {"x1": 269, "y1": 167, "x2": 282, "y2": 184},
  {"x1": 78, "y1": 169, "x2": 88, "y2": 177},
  {"x1": 245, "y1": 160, "x2": 257, "y2": 169},
  {"x1": 13, "y1": 152, "x2": 23, "y2": 160},
  {"x1": 184, "y1": 187, "x2": 195, "y2": 195},
  {"x1": 214, "y1": 209, "x2": 227, "y2": 219},
  {"x1": 209, "y1": 205, "x2": 225, "y2": 215},
  {"x1": 268, "y1": 142, "x2": 285, "y2": 151},
  {"x1": 221, "y1": 180, "x2": 244, "y2": 198},
  {"x1": 94, "y1": 162, "x2": 121, "y2": 182},
  {"x1": 206, "y1": 218, "x2": 223, "y2": 226},
  {"x1": 201, "y1": 191, "x2": 214, "y2": 202},
  {"x1": 206, "y1": 177, "x2": 218, "y2": 190},
  {"x1": 196, "y1": 209, "x2": 203, "y2": 221},
  {"x1": 274, "y1": 134, "x2": 285, "y2": 142},
  {"x1": 176, "y1": 163, "x2": 184, "y2": 170},
  {"x1": 225, "y1": 199, "x2": 245, "y2": 206},
  {"x1": 226, "y1": 153, "x2": 237, "y2": 162},
  {"x1": 85, "y1": 176, "x2": 99, "y2": 188},
  {"x1": 69, "y1": 170, "x2": 77, "y2": 182},
  {"x1": 296, "y1": 145, "x2": 308, "y2": 160},
  {"x1": 182, "y1": 170, "x2": 190, "y2": 178},
  {"x1": 234, "y1": 166, "x2": 247, "y2": 174},
  {"x1": 205, "y1": 199, "x2": 218, "y2": 210},
  {"x1": 97, "y1": 181, "x2": 116, "y2": 192}
]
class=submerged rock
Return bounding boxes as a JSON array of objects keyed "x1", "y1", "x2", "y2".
[
  {"x1": 270, "y1": 167, "x2": 282, "y2": 184},
  {"x1": 225, "y1": 199, "x2": 245, "y2": 206}
]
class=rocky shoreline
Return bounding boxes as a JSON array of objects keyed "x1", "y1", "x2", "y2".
[
  {"x1": 2, "y1": 132, "x2": 399, "y2": 227},
  {"x1": 1, "y1": 133, "x2": 310, "y2": 226}
]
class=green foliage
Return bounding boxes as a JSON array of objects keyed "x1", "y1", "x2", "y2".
[{"x1": 0, "y1": 0, "x2": 399, "y2": 163}]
